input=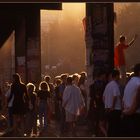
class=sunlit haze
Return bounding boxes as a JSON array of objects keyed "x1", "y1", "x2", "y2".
[{"x1": 41, "y1": 3, "x2": 85, "y2": 77}]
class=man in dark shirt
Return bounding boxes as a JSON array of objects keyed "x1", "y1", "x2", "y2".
[{"x1": 89, "y1": 70, "x2": 107, "y2": 136}]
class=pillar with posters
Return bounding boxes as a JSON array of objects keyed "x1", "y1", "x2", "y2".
[
  {"x1": 86, "y1": 3, "x2": 114, "y2": 81},
  {"x1": 15, "y1": 9, "x2": 41, "y2": 85},
  {"x1": 85, "y1": 3, "x2": 114, "y2": 109},
  {"x1": 15, "y1": 16, "x2": 27, "y2": 83},
  {"x1": 26, "y1": 9, "x2": 41, "y2": 85}
]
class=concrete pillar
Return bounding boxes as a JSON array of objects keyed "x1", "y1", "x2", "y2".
[
  {"x1": 15, "y1": 16, "x2": 27, "y2": 83},
  {"x1": 15, "y1": 10, "x2": 41, "y2": 84},
  {"x1": 86, "y1": 3, "x2": 114, "y2": 82},
  {"x1": 86, "y1": 3, "x2": 114, "y2": 110},
  {"x1": 26, "y1": 9, "x2": 41, "y2": 84}
]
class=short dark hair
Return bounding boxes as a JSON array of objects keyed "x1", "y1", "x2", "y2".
[
  {"x1": 44, "y1": 76, "x2": 51, "y2": 82},
  {"x1": 119, "y1": 35, "x2": 126, "y2": 42},
  {"x1": 61, "y1": 74, "x2": 68, "y2": 80},
  {"x1": 112, "y1": 69, "x2": 120, "y2": 78},
  {"x1": 134, "y1": 63, "x2": 140, "y2": 76},
  {"x1": 67, "y1": 77, "x2": 73, "y2": 84},
  {"x1": 13, "y1": 73, "x2": 21, "y2": 83}
]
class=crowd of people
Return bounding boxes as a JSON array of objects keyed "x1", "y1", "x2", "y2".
[
  {"x1": 0, "y1": 22, "x2": 138, "y2": 137},
  {"x1": 0, "y1": 63, "x2": 140, "y2": 137},
  {"x1": 0, "y1": 72, "x2": 87, "y2": 137},
  {"x1": 88, "y1": 63, "x2": 140, "y2": 137}
]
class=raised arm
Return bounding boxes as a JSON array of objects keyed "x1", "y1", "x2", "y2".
[{"x1": 128, "y1": 34, "x2": 138, "y2": 47}]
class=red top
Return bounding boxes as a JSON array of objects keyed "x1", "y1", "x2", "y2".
[{"x1": 114, "y1": 43, "x2": 129, "y2": 67}]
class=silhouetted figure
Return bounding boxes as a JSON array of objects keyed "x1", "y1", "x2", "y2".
[
  {"x1": 9, "y1": 73, "x2": 28, "y2": 136},
  {"x1": 25, "y1": 83, "x2": 37, "y2": 137},
  {"x1": 37, "y1": 81, "x2": 50, "y2": 131},
  {"x1": 54, "y1": 78, "x2": 62, "y2": 121},
  {"x1": 59, "y1": 74, "x2": 68, "y2": 135},
  {"x1": 89, "y1": 70, "x2": 107, "y2": 137},
  {"x1": 44, "y1": 75, "x2": 55, "y2": 123}
]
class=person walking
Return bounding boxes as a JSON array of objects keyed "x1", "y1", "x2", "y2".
[
  {"x1": 24, "y1": 83, "x2": 37, "y2": 137},
  {"x1": 37, "y1": 81, "x2": 50, "y2": 131},
  {"x1": 62, "y1": 76, "x2": 85, "y2": 136},
  {"x1": 122, "y1": 63, "x2": 140, "y2": 137},
  {"x1": 103, "y1": 70, "x2": 122, "y2": 137},
  {"x1": 9, "y1": 73, "x2": 28, "y2": 136}
]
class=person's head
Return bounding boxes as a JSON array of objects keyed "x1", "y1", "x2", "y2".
[
  {"x1": 44, "y1": 75, "x2": 51, "y2": 83},
  {"x1": 39, "y1": 81, "x2": 50, "y2": 91},
  {"x1": 12, "y1": 73, "x2": 21, "y2": 84},
  {"x1": 55, "y1": 79, "x2": 62, "y2": 86},
  {"x1": 61, "y1": 73, "x2": 68, "y2": 84},
  {"x1": 112, "y1": 69, "x2": 120, "y2": 80},
  {"x1": 67, "y1": 77, "x2": 73, "y2": 85},
  {"x1": 27, "y1": 83, "x2": 36, "y2": 94},
  {"x1": 72, "y1": 73, "x2": 79, "y2": 85},
  {"x1": 79, "y1": 76, "x2": 86, "y2": 86},
  {"x1": 134, "y1": 63, "x2": 140, "y2": 77},
  {"x1": 80, "y1": 71, "x2": 87, "y2": 79},
  {"x1": 119, "y1": 35, "x2": 126, "y2": 43}
]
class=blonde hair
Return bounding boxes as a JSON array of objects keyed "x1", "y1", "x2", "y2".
[
  {"x1": 39, "y1": 81, "x2": 50, "y2": 91},
  {"x1": 27, "y1": 83, "x2": 36, "y2": 92}
]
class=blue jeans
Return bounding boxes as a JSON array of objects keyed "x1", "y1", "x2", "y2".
[{"x1": 39, "y1": 101, "x2": 47, "y2": 128}]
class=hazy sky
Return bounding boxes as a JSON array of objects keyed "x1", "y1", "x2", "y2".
[{"x1": 41, "y1": 3, "x2": 86, "y2": 74}]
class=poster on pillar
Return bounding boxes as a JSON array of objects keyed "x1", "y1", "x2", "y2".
[
  {"x1": 27, "y1": 38, "x2": 41, "y2": 84},
  {"x1": 86, "y1": 3, "x2": 114, "y2": 77}
]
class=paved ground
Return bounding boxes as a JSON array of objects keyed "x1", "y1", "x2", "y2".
[
  {"x1": 0, "y1": 119, "x2": 94, "y2": 137},
  {"x1": 38, "y1": 119, "x2": 92, "y2": 137}
]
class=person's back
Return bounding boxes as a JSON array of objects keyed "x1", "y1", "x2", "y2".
[
  {"x1": 103, "y1": 80, "x2": 121, "y2": 110},
  {"x1": 123, "y1": 76, "x2": 140, "y2": 112},
  {"x1": 62, "y1": 77, "x2": 84, "y2": 136},
  {"x1": 11, "y1": 82, "x2": 28, "y2": 115},
  {"x1": 12, "y1": 83, "x2": 26, "y2": 103},
  {"x1": 63, "y1": 84, "x2": 84, "y2": 115},
  {"x1": 10, "y1": 73, "x2": 28, "y2": 136},
  {"x1": 122, "y1": 63, "x2": 140, "y2": 137}
]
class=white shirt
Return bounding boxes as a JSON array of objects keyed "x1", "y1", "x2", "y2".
[
  {"x1": 5, "y1": 88, "x2": 14, "y2": 107},
  {"x1": 123, "y1": 77, "x2": 140, "y2": 113},
  {"x1": 62, "y1": 84, "x2": 85, "y2": 115},
  {"x1": 103, "y1": 80, "x2": 122, "y2": 110}
]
